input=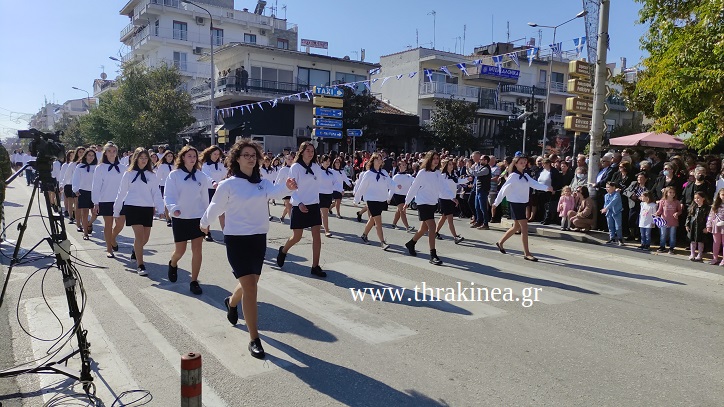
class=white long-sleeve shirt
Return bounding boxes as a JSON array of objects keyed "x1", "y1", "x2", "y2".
[
  {"x1": 200, "y1": 177, "x2": 291, "y2": 235},
  {"x1": 440, "y1": 173, "x2": 466, "y2": 200},
  {"x1": 61, "y1": 162, "x2": 78, "y2": 187},
  {"x1": 92, "y1": 162, "x2": 127, "y2": 204},
  {"x1": 289, "y1": 162, "x2": 321, "y2": 206},
  {"x1": 389, "y1": 173, "x2": 414, "y2": 200},
  {"x1": 260, "y1": 166, "x2": 278, "y2": 184},
  {"x1": 275, "y1": 165, "x2": 291, "y2": 185},
  {"x1": 58, "y1": 162, "x2": 70, "y2": 187},
  {"x1": 164, "y1": 168, "x2": 213, "y2": 219},
  {"x1": 354, "y1": 169, "x2": 393, "y2": 203},
  {"x1": 201, "y1": 161, "x2": 227, "y2": 184},
  {"x1": 113, "y1": 170, "x2": 165, "y2": 217},
  {"x1": 318, "y1": 166, "x2": 338, "y2": 194},
  {"x1": 71, "y1": 164, "x2": 96, "y2": 193},
  {"x1": 493, "y1": 171, "x2": 550, "y2": 206},
  {"x1": 333, "y1": 169, "x2": 352, "y2": 193},
  {"x1": 156, "y1": 162, "x2": 175, "y2": 187},
  {"x1": 51, "y1": 160, "x2": 61, "y2": 180},
  {"x1": 405, "y1": 169, "x2": 443, "y2": 206}
]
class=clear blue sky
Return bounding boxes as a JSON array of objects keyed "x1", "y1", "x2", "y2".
[{"x1": 0, "y1": 0, "x2": 647, "y2": 140}]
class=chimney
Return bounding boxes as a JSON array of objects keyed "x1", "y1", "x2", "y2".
[{"x1": 620, "y1": 57, "x2": 627, "y2": 70}]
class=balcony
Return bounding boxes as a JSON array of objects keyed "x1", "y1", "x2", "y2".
[
  {"x1": 477, "y1": 99, "x2": 517, "y2": 116},
  {"x1": 191, "y1": 78, "x2": 312, "y2": 105},
  {"x1": 419, "y1": 82, "x2": 479, "y2": 102},
  {"x1": 606, "y1": 96, "x2": 627, "y2": 111},
  {"x1": 549, "y1": 114, "x2": 563, "y2": 123},
  {"x1": 501, "y1": 85, "x2": 547, "y2": 98},
  {"x1": 120, "y1": 22, "x2": 137, "y2": 41}
]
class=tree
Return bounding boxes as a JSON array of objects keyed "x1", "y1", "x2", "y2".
[
  {"x1": 342, "y1": 87, "x2": 381, "y2": 146},
  {"x1": 496, "y1": 113, "x2": 547, "y2": 156},
  {"x1": 425, "y1": 97, "x2": 478, "y2": 152},
  {"x1": 632, "y1": 0, "x2": 724, "y2": 152}
]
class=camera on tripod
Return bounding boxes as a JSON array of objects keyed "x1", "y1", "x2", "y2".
[{"x1": 17, "y1": 128, "x2": 65, "y2": 161}]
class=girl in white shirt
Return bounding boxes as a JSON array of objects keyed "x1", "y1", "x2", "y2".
[
  {"x1": 389, "y1": 161, "x2": 415, "y2": 232},
  {"x1": 156, "y1": 150, "x2": 176, "y2": 227},
  {"x1": 260, "y1": 155, "x2": 278, "y2": 220},
  {"x1": 353, "y1": 166, "x2": 369, "y2": 223},
  {"x1": 72, "y1": 149, "x2": 98, "y2": 239},
  {"x1": 200, "y1": 140, "x2": 296, "y2": 360},
  {"x1": 492, "y1": 155, "x2": 552, "y2": 262},
  {"x1": 59, "y1": 150, "x2": 74, "y2": 218},
  {"x1": 92, "y1": 142, "x2": 127, "y2": 257},
  {"x1": 318, "y1": 154, "x2": 337, "y2": 237},
  {"x1": 200, "y1": 146, "x2": 226, "y2": 241},
  {"x1": 435, "y1": 159, "x2": 465, "y2": 244},
  {"x1": 50, "y1": 156, "x2": 62, "y2": 209},
  {"x1": 114, "y1": 148, "x2": 165, "y2": 276},
  {"x1": 276, "y1": 142, "x2": 326, "y2": 278},
  {"x1": 354, "y1": 153, "x2": 393, "y2": 250},
  {"x1": 331, "y1": 157, "x2": 352, "y2": 218},
  {"x1": 63, "y1": 147, "x2": 85, "y2": 225},
  {"x1": 274, "y1": 152, "x2": 296, "y2": 222},
  {"x1": 165, "y1": 146, "x2": 213, "y2": 295},
  {"x1": 403, "y1": 151, "x2": 444, "y2": 265}
]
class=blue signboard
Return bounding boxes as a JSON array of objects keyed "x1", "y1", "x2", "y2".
[
  {"x1": 346, "y1": 129, "x2": 363, "y2": 137},
  {"x1": 314, "y1": 118, "x2": 343, "y2": 129},
  {"x1": 312, "y1": 129, "x2": 343, "y2": 139},
  {"x1": 313, "y1": 86, "x2": 345, "y2": 98},
  {"x1": 478, "y1": 65, "x2": 520, "y2": 80},
  {"x1": 313, "y1": 107, "x2": 344, "y2": 118}
]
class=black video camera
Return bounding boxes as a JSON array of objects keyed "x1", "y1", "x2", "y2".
[{"x1": 18, "y1": 129, "x2": 65, "y2": 160}]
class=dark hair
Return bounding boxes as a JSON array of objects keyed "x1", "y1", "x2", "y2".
[
  {"x1": 101, "y1": 142, "x2": 119, "y2": 165},
  {"x1": 200, "y1": 145, "x2": 223, "y2": 165},
  {"x1": 641, "y1": 190, "x2": 653, "y2": 203},
  {"x1": 576, "y1": 186, "x2": 590, "y2": 199},
  {"x1": 175, "y1": 146, "x2": 201, "y2": 170},
  {"x1": 606, "y1": 181, "x2": 617, "y2": 188},
  {"x1": 128, "y1": 147, "x2": 154, "y2": 172},
  {"x1": 506, "y1": 155, "x2": 528, "y2": 175},
  {"x1": 713, "y1": 188, "x2": 724, "y2": 210},
  {"x1": 636, "y1": 171, "x2": 648, "y2": 179},
  {"x1": 82, "y1": 149, "x2": 98, "y2": 165},
  {"x1": 74, "y1": 146, "x2": 86, "y2": 163},
  {"x1": 689, "y1": 192, "x2": 709, "y2": 216},
  {"x1": 420, "y1": 150, "x2": 440, "y2": 172},
  {"x1": 162, "y1": 150, "x2": 175, "y2": 163},
  {"x1": 295, "y1": 142, "x2": 317, "y2": 166},
  {"x1": 225, "y1": 139, "x2": 263, "y2": 179},
  {"x1": 332, "y1": 157, "x2": 343, "y2": 170},
  {"x1": 319, "y1": 154, "x2": 331, "y2": 167}
]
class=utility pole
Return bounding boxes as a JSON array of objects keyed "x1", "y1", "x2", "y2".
[{"x1": 587, "y1": 0, "x2": 610, "y2": 190}]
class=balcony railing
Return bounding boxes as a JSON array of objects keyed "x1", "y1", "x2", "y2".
[
  {"x1": 191, "y1": 78, "x2": 311, "y2": 98},
  {"x1": 419, "y1": 82, "x2": 479, "y2": 99},
  {"x1": 606, "y1": 96, "x2": 626, "y2": 106},
  {"x1": 549, "y1": 82, "x2": 566, "y2": 92},
  {"x1": 549, "y1": 114, "x2": 563, "y2": 123},
  {"x1": 120, "y1": 22, "x2": 136, "y2": 39},
  {"x1": 501, "y1": 85, "x2": 547, "y2": 97},
  {"x1": 478, "y1": 99, "x2": 516, "y2": 113}
]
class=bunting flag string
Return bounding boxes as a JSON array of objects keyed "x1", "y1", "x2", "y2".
[
  {"x1": 509, "y1": 52, "x2": 520, "y2": 68},
  {"x1": 492, "y1": 55, "x2": 504, "y2": 73},
  {"x1": 456, "y1": 62, "x2": 468, "y2": 76},
  {"x1": 423, "y1": 68, "x2": 433, "y2": 82},
  {"x1": 440, "y1": 66, "x2": 452, "y2": 77},
  {"x1": 381, "y1": 76, "x2": 391, "y2": 86},
  {"x1": 573, "y1": 36, "x2": 586, "y2": 58}
]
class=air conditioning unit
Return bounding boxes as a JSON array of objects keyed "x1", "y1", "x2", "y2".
[
  {"x1": 259, "y1": 29, "x2": 267, "y2": 36},
  {"x1": 193, "y1": 47, "x2": 203, "y2": 55},
  {"x1": 195, "y1": 16, "x2": 205, "y2": 25},
  {"x1": 295, "y1": 127, "x2": 306, "y2": 137}
]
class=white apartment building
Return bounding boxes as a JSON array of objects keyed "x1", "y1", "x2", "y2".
[{"x1": 28, "y1": 99, "x2": 97, "y2": 131}]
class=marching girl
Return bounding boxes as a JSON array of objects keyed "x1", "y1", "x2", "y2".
[
  {"x1": 390, "y1": 160, "x2": 415, "y2": 232},
  {"x1": 59, "y1": 151, "x2": 75, "y2": 217},
  {"x1": 275, "y1": 152, "x2": 295, "y2": 222},
  {"x1": 50, "y1": 154, "x2": 63, "y2": 209},
  {"x1": 200, "y1": 146, "x2": 226, "y2": 241},
  {"x1": 403, "y1": 151, "x2": 444, "y2": 265},
  {"x1": 354, "y1": 153, "x2": 393, "y2": 250},
  {"x1": 62, "y1": 147, "x2": 85, "y2": 224},
  {"x1": 149, "y1": 152, "x2": 159, "y2": 168},
  {"x1": 435, "y1": 158, "x2": 465, "y2": 244},
  {"x1": 156, "y1": 150, "x2": 176, "y2": 227},
  {"x1": 92, "y1": 142, "x2": 127, "y2": 257},
  {"x1": 114, "y1": 148, "x2": 165, "y2": 276},
  {"x1": 331, "y1": 157, "x2": 352, "y2": 218},
  {"x1": 261, "y1": 155, "x2": 278, "y2": 220},
  {"x1": 492, "y1": 155, "x2": 553, "y2": 262},
  {"x1": 201, "y1": 139, "x2": 297, "y2": 359},
  {"x1": 318, "y1": 154, "x2": 338, "y2": 237},
  {"x1": 276, "y1": 142, "x2": 326, "y2": 278},
  {"x1": 353, "y1": 162, "x2": 369, "y2": 223},
  {"x1": 71, "y1": 149, "x2": 98, "y2": 239},
  {"x1": 164, "y1": 146, "x2": 213, "y2": 295}
]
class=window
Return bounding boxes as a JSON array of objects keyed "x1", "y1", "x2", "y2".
[
  {"x1": 335, "y1": 72, "x2": 366, "y2": 84},
  {"x1": 421, "y1": 108, "x2": 432, "y2": 121},
  {"x1": 551, "y1": 72, "x2": 564, "y2": 84},
  {"x1": 173, "y1": 51, "x2": 187, "y2": 71},
  {"x1": 550, "y1": 103, "x2": 563, "y2": 116},
  {"x1": 212, "y1": 28, "x2": 223, "y2": 46},
  {"x1": 277, "y1": 39, "x2": 289, "y2": 49},
  {"x1": 154, "y1": 20, "x2": 159, "y2": 36},
  {"x1": 298, "y1": 67, "x2": 330, "y2": 88},
  {"x1": 539, "y1": 69, "x2": 547, "y2": 84},
  {"x1": 244, "y1": 33, "x2": 257, "y2": 44},
  {"x1": 173, "y1": 21, "x2": 187, "y2": 41},
  {"x1": 423, "y1": 71, "x2": 457, "y2": 84}
]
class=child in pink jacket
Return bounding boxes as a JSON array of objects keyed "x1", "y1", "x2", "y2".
[{"x1": 558, "y1": 185, "x2": 576, "y2": 231}]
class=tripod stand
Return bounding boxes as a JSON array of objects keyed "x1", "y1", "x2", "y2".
[{"x1": 0, "y1": 157, "x2": 94, "y2": 394}]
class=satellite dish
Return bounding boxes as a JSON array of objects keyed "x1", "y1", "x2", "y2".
[{"x1": 100, "y1": 72, "x2": 108, "y2": 80}]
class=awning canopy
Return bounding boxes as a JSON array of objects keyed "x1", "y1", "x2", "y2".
[
  {"x1": 201, "y1": 124, "x2": 223, "y2": 136},
  {"x1": 609, "y1": 132, "x2": 686, "y2": 149},
  {"x1": 220, "y1": 115, "x2": 246, "y2": 131}
]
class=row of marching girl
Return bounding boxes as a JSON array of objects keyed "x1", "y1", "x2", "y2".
[
  {"x1": 200, "y1": 146, "x2": 227, "y2": 242},
  {"x1": 91, "y1": 142, "x2": 127, "y2": 257},
  {"x1": 59, "y1": 146, "x2": 85, "y2": 225},
  {"x1": 71, "y1": 149, "x2": 101, "y2": 239},
  {"x1": 200, "y1": 140, "x2": 297, "y2": 359},
  {"x1": 156, "y1": 150, "x2": 176, "y2": 227},
  {"x1": 354, "y1": 153, "x2": 393, "y2": 250}
]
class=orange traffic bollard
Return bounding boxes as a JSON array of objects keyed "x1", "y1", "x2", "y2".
[{"x1": 181, "y1": 352, "x2": 202, "y2": 407}]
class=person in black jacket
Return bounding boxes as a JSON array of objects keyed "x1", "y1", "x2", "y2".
[
  {"x1": 622, "y1": 172, "x2": 649, "y2": 240},
  {"x1": 651, "y1": 162, "x2": 681, "y2": 202},
  {"x1": 681, "y1": 166, "x2": 714, "y2": 212},
  {"x1": 610, "y1": 162, "x2": 634, "y2": 238}
]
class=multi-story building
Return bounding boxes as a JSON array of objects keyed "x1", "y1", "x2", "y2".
[{"x1": 28, "y1": 98, "x2": 97, "y2": 131}]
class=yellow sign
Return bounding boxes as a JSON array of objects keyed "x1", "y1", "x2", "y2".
[
  {"x1": 313, "y1": 96, "x2": 344, "y2": 108},
  {"x1": 217, "y1": 136, "x2": 227, "y2": 143},
  {"x1": 217, "y1": 129, "x2": 228, "y2": 137},
  {"x1": 566, "y1": 97, "x2": 594, "y2": 115},
  {"x1": 568, "y1": 60, "x2": 592, "y2": 79},
  {"x1": 564, "y1": 116, "x2": 592, "y2": 133},
  {"x1": 567, "y1": 79, "x2": 594, "y2": 97}
]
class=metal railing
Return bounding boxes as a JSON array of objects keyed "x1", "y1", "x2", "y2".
[
  {"x1": 501, "y1": 85, "x2": 547, "y2": 96},
  {"x1": 419, "y1": 82, "x2": 479, "y2": 99},
  {"x1": 550, "y1": 81, "x2": 566, "y2": 92},
  {"x1": 549, "y1": 114, "x2": 563, "y2": 123},
  {"x1": 191, "y1": 78, "x2": 310, "y2": 97},
  {"x1": 478, "y1": 99, "x2": 516, "y2": 113},
  {"x1": 120, "y1": 22, "x2": 136, "y2": 39}
]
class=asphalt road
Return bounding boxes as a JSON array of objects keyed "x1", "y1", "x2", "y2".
[{"x1": 1, "y1": 181, "x2": 723, "y2": 406}]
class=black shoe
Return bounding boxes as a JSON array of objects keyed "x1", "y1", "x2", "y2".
[
  {"x1": 190, "y1": 281, "x2": 203, "y2": 295},
  {"x1": 429, "y1": 249, "x2": 442, "y2": 266},
  {"x1": 63, "y1": 210, "x2": 69, "y2": 217},
  {"x1": 248, "y1": 338, "x2": 265, "y2": 359},
  {"x1": 168, "y1": 261, "x2": 178, "y2": 282},
  {"x1": 668, "y1": 248, "x2": 675, "y2": 254},
  {"x1": 224, "y1": 296, "x2": 238, "y2": 325},
  {"x1": 310, "y1": 265, "x2": 327, "y2": 278},
  {"x1": 405, "y1": 239, "x2": 417, "y2": 256},
  {"x1": 454, "y1": 235, "x2": 464, "y2": 244},
  {"x1": 167, "y1": 220, "x2": 172, "y2": 227},
  {"x1": 112, "y1": 244, "x2": 119, "y2": 252},
  {"x1": 77, "y1": 227, "x2": 84, "y2": 233},
  {"x1": 205, "y1": 234, "x2": 214, "y2": 242},
  {"x1": 356, "y1": 211, "x2": 362, "y2": 222},
  {"x1": 656, "y1": 247, "x2": 666, "y2": 253},
  {"x1": 435, "y1": 232, "x2": 443, "y2": 240},
  {"x1": 276, "y1": 246, "x2": 286, "y2": 267},
  {"x1": 131, "y1": 249, "x2": 136, "y2": 260},
  {"x1": 360, "y1": 234, "x2": 369, "y2": 244},
  {"x1": 69, "y1": 218, "x2": 75, "y2": 224}
]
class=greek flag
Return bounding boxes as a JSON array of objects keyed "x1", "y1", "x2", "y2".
[
  {"x1": 573, "y1": 37, "x2": 586, "y2": 58},
  {"x1": 509, "y1": 52, "x2": 520, "y2": 68},
  {"x1": 440, "y1": 66, "x2": 452, "y2": 77},
  {"x1": 550, "y1": 42, "x2": 563, "y2": 59},
  {"x1": 492, "y1": 55, "x2": 504, "y2": 73},
  {"x1": 408, "y1": 71, "x2": 417, "y2": 78},
  {"x1": 369, "y1": 67, "x2": 381, "y2": 76},
  {"x1": 423, "y1": 68, "x2": 434, "y2": 82},
  {"x1": 456, "y1": 62, "x2": 469, "y2": 76},
  {"x1": 473, "y1": 59, "x2": 483, "y2": 65},
  {"x1": 527, "y1": 47, "x2": 539, "y2": 66},
  {"x1": 396, "y1": 74, "x2": 404, "y2": 80}
]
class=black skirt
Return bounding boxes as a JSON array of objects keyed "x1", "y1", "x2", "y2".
[
  {"x1": 389, "y1": 193, "x2": 406, "y2": 206},
  {"x1": 290, "y1": 204, "x2": 322, "y2": 229},
  {"x1": 208, "y1": 188, "x2": 216, "y2": 202},
  {"x1": 159, "y1": 185, "x2": 165, "y2": 197},
  {"x1": 509, "y1": 202, "x2": 528, "y2": 220},
  {"x1": 123, "y1": 205, "x2": 154, "y2": 227},
  {"x1": 319, "y1": 193, "x2": 334, "y2": 208},
  {"x1": 417, "y1": 204, "x2": 437, "y2": 221},
  {"x1": 171, "y1": 217, "x2": 205, "y2": 242},
  {"x1": 225, "y1": 234, "x2": 266, "y2": 278},
  {"x1": 77, "y1": 190, "x2": 93, "y2": 209},
  {"x1": 332, "y1": 191, "x2": 343, "y2": 200},
  {"x1": 63, "y1": 184, "x2": 76, "y2": 198},
  {"x1": 367, "y1": 200, "x2": 388, "y2": 217},
  {"x1": 439, "y1": 198, "x2": 456, "y2": 216},
  {"x1": 97, "y1": 202, "x2": 122, "y2": 217}
]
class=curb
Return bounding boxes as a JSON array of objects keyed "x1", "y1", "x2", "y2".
[{"x1": 496, "y1": 218, "x2": 609, "y2": 245}]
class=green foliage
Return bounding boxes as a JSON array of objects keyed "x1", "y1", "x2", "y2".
[
  {"x1": 608, "y1": 116, "x2": 651, "y2": 139},
  {"x1": 634, "y1": 0, "x2": 724, "y2": 152},
  {"x1": 496, "y1": 113, "x2": 547, "y2": 156},
  {"x1": 342, "y1": 87, "x2": 381, "y2": 144},
  {"x1": 425, "y1": 97, "x2": 478, "y2": 152}
]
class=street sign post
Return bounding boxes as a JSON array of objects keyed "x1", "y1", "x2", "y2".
[
  {"x1": 312, "y1": 129, "x2": 343, "y2": 139},
  {"x1": 314, "y1": 118, "x2": 343, "y2": 129},
  {"x1": 313, "y1": 107, "x2": 343, "y2": 118}
]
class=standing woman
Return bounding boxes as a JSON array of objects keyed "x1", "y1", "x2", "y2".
[
  {"x1": 275, "y1": 152, "x2": 296, "y2": 222},
  {"x1": 114, "y1": 148, "x2": 165, "y2": 276},
  {"x1": 59, "y1": 150, "x2": 74, "y2": 217},
  {"x1": 492, "y1": 155, "x2": 553, "y2": 261},
  {"x1": 331, "y1": 157, "x2": 352, "y2": 218},
  {"x1": 318, "y1": 154, "x2": 337, "y2": 237},
  {"x1": 71, "y1": 149, "x2": 98, "y2": 239},
  {"x1": 354, "y1": 153, "x2": 393, "y2": 250},
  {"x1": 156, "y1": 150, "x2": 176, "y2": 227},
  {"x1": 435, "y1": 158, "x2": 465, "y2": 244},
  {"x1": 200, "y1": 146, "x2": 227, "y2": 241},
  {"x1": 92, "y1": 142, "x2": 127, "y2": 257},
  {"x1": 403, "y1": 151, "x2": 444, "y2": 265},
  {"x1": 201, "y1": 140, "x2": 297, "y2": 359},
  {"x1": 389, "y1": 160, "x2": 415, "y2": 232},
  {"x1": 276, "y1": 142, "x2": 326, "y2": 277},
  {"x1": 63, "y1": 147, "x2": 85, "y2": 224},
  {"x1": 164, "y1": 146, "x2": 213, "y2": 295}
]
